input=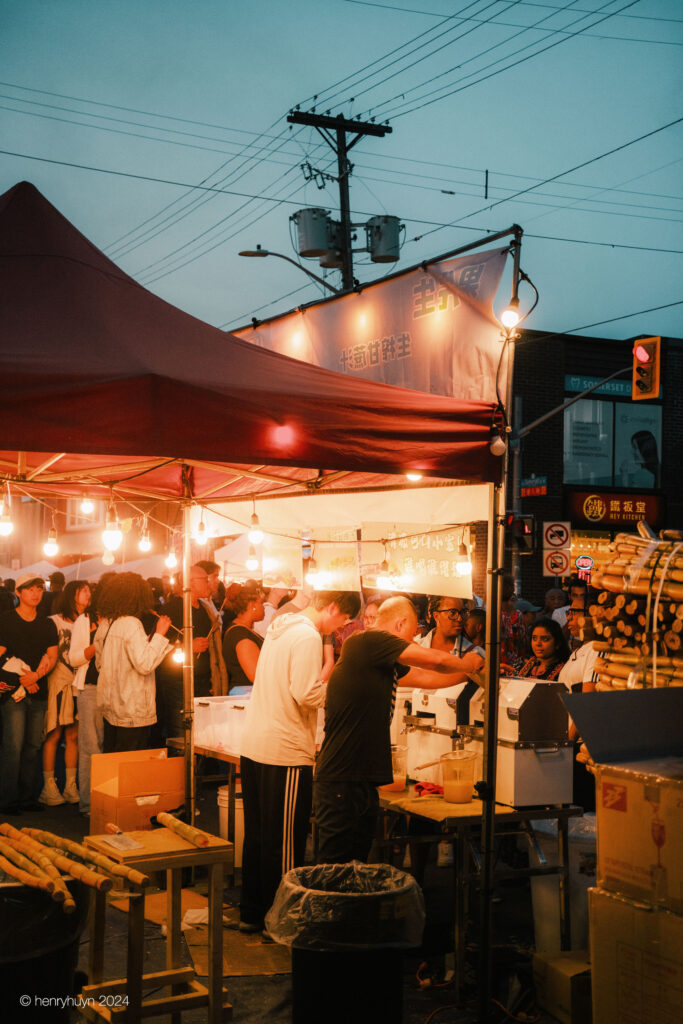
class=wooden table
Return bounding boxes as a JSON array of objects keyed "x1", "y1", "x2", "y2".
[
  {"x1": 166, "y1": 739, "x2": 240, "y2": 884},
  {"x1": 81, "y1": 827, "x2": 234, "y2": 1024},
  {"x1": 377, "y1": 787, "x2": 581, "y2": 1001}
]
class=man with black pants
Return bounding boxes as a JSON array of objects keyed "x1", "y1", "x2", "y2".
[
  {"x1": 239, "y1": 589, "x2": 361, "y2": 933},
  {"x1": 0, "y1": 572, "x2": 58, "y2": 814},
  {"x1": 314, "y1": 596, "x2": 483, "y2": 864}
]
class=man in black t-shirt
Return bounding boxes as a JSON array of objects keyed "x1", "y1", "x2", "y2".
[
  {"x1": 314, "y1": 596, "x2": 484, "y2": 864},
  {"x1": 0, "y1": 572, "x2": 59, "y2": 813}
]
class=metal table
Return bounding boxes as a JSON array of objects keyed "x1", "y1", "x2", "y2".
[{"x1": 377, "y1": 787, "x2": 581, "y2": 1001}]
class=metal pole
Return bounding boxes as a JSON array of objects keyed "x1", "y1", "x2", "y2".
[
  {"x1": 336, "y1": 127, "x2": 354, "y2": 291},
  {"x1": 511, "y1": 397, "x2": 522, "y2": 596},
  {"x1": 181, "y1": 471, "x2": 195, "y2": 826}
]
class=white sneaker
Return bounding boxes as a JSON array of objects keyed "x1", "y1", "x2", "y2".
[
  {"x1": 437, "y1": 840, "x2": 454, "y2": 867},
  {"x1": 39, "y1": 778, "x2": 66, "y2": 806},
  {"x1": 63, "y1": 781, "x2": 80, "y2": 804}
]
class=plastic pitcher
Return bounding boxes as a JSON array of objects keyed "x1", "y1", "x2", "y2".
[
  {"x1": 380, "y1": 745, "x2": 407, "y2": 792},
  {"x1": 440, "y1": 750, "x2": 476, "y2": 803}
]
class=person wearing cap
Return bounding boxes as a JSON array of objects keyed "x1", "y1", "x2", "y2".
[{"x1": 0, "y1": 573, "x2": 59, "y2": 813}]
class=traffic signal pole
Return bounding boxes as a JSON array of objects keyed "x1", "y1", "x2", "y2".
[{"x1": 287, "y1": 110, "x2": 392, "y2": 291}]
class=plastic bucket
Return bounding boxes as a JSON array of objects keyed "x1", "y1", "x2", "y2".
[
  {"x1": 217, "y1": 786, "x2": 244, "y2": 868},
  {"x1": 440, "y1": 750, "x2": 476, "y2": 803}
]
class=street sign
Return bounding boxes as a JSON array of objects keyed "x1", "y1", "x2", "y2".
[
  {"x1": 543, "y1": 521, "x2": 571, "y2": 549},
  {"x1": 520, "y1": 475, "x2": 547, "y2": 497},
  {"x1": 544, "y1": 549, "x2": 570, "y2": 576}
]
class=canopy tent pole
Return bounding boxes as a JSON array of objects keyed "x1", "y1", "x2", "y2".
[{"x1": 181, "y1": 467, "x2": 196, "y2": 826}]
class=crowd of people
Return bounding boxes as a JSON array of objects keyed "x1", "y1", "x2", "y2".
[{"x1": 0, "y1": 562, "x2": 598, "y2": 939}]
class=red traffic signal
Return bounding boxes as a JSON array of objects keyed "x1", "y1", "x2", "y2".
[
  {"x1": 632, "y1": 336, "x2": 661, "y2": 401},
  {"x1": 504, "y1": 513, "x2": 535, "y2": 555}
]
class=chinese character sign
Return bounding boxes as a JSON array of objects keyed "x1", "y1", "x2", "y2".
[
  {"x1": 360, "y1": 523, "x2": 472, "y2": 599},
  {"x1": 236, "y1": 247, "x2": 508, "y2": 402}
]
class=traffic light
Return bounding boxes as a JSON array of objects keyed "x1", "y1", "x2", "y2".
[
  {"x1": 504, "y1": 513, "x2": 535, "y2": 555},
  {"x1": 632, "y1": 336, "x2": 661, "y2": 401}
]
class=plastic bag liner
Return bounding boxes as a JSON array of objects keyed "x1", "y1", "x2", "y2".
[{"x1": 265, "y1": 861, "x2": 425, "y2": 951}]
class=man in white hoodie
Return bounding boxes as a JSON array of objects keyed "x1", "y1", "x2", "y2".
[{"x1": 239, "y1": 589, "x2": 361, "y2": 933}]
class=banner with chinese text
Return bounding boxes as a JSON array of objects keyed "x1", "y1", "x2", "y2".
[
  {"x1": 360, "y1": 523, "x2": 472, "y2": 598},
  {"x1": 235, "y1": 247, "x2": 508, "y2": 401}
]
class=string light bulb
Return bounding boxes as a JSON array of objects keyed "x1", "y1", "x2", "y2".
[
  {"x1": 194, "y1": 513, "x2": 207, "y2": 546},
  {"x1": 80, "y1": 493, "x2": 94, "y2": 515},
  {"x1": 456, "y1": 532, "x2": 472, "y2": 577},
  {"x1": 0, "y1": 488, "x2": 13, "y2": 537},
  {"x1": 172, "y1": 643, "x2": 184, "y2": 665},
  {"x1": 102, "y1": 550, "x2": 115, "y2": 566},
  {"x1": 500, "y1": 296, "x2": 520, "y2": 329},
  {"x1": 43, "y1": 523, "x2": 59, "y2": 558},
  {"x1": 248, "y1": 511, "x2": 264, "y2": 545},
  {"x1": 139, "y1": 518, "x2": 152, "y2": 553},
  {"x1": 305, "y1": 556, "x2": 318, "y2": 586},
  {"x1": 165, "y1": 548, "x2": 178, "y2": 569},
  {"x1": 246, "y1": 544, "x2": 259, "y2": 573},
  {"x1": 102, "y1": 503, "x2": 122, "y2": 551}
]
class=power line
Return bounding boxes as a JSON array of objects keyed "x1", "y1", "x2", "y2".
[{"x1": 408, "y1": 116, "x2": 683, "y2": 243}]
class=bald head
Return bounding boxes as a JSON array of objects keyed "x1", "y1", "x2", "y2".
[{"x1": 375, "y1": 597, "x2": 418, "y2": 641}]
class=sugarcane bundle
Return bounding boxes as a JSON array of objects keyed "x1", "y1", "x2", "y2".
[
  {"x1": 589, "y1": 524, "x2": 683, "y2": 688},
  {"x1": 22, "y1": 828, "x2": 151, "y2": 888}
]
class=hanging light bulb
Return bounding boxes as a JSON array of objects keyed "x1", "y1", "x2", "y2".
[
  {"x1": 456, "y1": 534, "x2": 472, "y2": 577},
  {"x1": 305, "y1": 556, "x2": 318, "y2": 586},
  {"x1": 102, "y1": 550, "x2": 115, "y2": 566},
  {"x1": 172, "y1": 642, "x2": 185, "y2": 665},
  {"x1": 248, "y1": 511, "x2": 264, "y2": 545},
  {"x1": 80, "y1": 493, "x2": 94, "y2": 515},
  {"x1": 194, "y1": 512, "x2": 208, "y2": 546},
  {"x1": 138, "y1": 518, "x2": 152, "y2": 553},
  {"x1": 102, "y1": 503, "x2": 122, "y2": 551},
  {"x1": 165, "y1": 548, "x2": 178, "y2": 569},
  {"x1": 246, "y1": 544, "x2": 260, "y2": 573},
  {"x1": 43, "y1": 524, "x2": 59, "y2": 558}
]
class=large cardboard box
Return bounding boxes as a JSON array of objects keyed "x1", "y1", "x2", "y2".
[
  {"x1": 90, "y1": 749, "x2": 185, "y2": 836},
  {"x1": 532, "y1": 950, "x2": 592, "y2": 1024},
  {"x1": 595, "y1": 758, "x2": 683, "y2": 913},
  {"x1": 589, "y1": 887, "x2": 683, "y2": 1024}
]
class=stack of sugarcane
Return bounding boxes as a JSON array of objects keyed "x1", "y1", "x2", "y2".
[
  {"x1": 0, "y1": 824, "x2": 150, "y2": 911},
  {"x1": 590, "y1": 525, "x2": 683, "y2": 690}
]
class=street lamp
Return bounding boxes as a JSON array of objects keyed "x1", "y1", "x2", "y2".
[{"x1": 239, "y1": 245, "x2": 341, "y2": 294}]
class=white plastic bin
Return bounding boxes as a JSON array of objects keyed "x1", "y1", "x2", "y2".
[
  {"x1": 193, "y1": 695, "x2": 250, "y2": 752},
  {"x1": 217, "y1": 786, "x2": 244, "y2": 868},
  {"x1": 529, "y1": 814, "x2": 596, "y2": 953}
]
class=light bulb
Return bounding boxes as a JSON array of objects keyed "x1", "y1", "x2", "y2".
[
  {"x1": 246, "y1": 544, "x2": 259, "y2": 572},
  {"x1": 248, "y1": 512, "x2": 264, "y2": 545},
  {"x1": 80, "y1": 494, "x2": 94, "y2": 515},
  {"x1": 165, "y1": 550, "x2": 178, "y2": 569},
  {"x1": 195, "y1": 519, "x2": 207, "y2": 545},
  {"x1": 0, "y1": 506, "x2": 13, "y2": 536},
  {"x1": 43, "y1": 527, "x2": 59, "y2": 558},
  {"x1": 102, "y1": 550, "x2": 115, "y2": 566},
  {"x1": 102, "y1": 507, "x2": 122, "y2": 551},
  {"x1": 172, "y1": 644, "x2": 184, "y2": 664},
  {"x1": 405, "y1": 472, "x2": 422, "y2": 482},
  {"x1": 501, "y1": 297, "x2": 520, "y2": 329},
  {"x1": 139, "y1": 531, "x2": 152, "y2": 553}
]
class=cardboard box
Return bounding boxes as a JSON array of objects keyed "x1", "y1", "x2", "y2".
[
  {"x1": 533, "y1": 950, "x2": 592, "y2": 1024},
  {"x1": 589, "y1": 887, "x2": 683, "y2": 1024},
  {"x1": 595, "y1": 758, "x2": 683, "y2": 913},
  {"x1": 90, "y1": 749, "x2": 185, "y2": 836}
]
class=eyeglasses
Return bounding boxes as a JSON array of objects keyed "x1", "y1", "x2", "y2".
[{"x1": 435, "y1": 608, "x2": 464, "y2": 619}]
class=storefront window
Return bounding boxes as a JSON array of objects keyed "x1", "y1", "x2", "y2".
[{"x1": 563, "y1": 399, "x2": 661, "y2": 489}]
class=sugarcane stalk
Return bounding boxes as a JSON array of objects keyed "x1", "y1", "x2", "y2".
[
  {"x1": 22, "y1": 829, "x2": 151, "y2": 888},
  {"x1": 0, "y1": 839, "x2": 55, "y2": 891},
  {"x1": 0, "y1": 854, "x2": 56, "y2": 896},
  {"x1": 6, "y1": 838, "x2": 112, "y2": 892},
  {"x1": 157, "y1": 812, "x2": 211, "y2": 847}
]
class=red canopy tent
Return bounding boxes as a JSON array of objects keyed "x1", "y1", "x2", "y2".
[{"x1": 0, "y1": 181, "x2": 501, "y2": 502}]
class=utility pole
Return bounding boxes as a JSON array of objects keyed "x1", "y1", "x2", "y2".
[{"x1": 287, "y1": 110, "x2": 392, "y2": 291}]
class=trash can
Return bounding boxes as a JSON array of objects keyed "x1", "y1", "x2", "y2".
[
  {"x1": 0, "y1": 879, "x2": 90, "y2": 1022},
  {"x1": 265, "y1": 861, "x2": 425, "y2": 1024}
]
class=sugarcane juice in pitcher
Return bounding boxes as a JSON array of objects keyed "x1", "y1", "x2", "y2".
[{"x1": 441, "y1": 750, "x2": 476, "y2": 803}]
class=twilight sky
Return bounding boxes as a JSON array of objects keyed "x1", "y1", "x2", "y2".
[{"x1": 1, "y1": 0, "x2": 681, "y2": 341}]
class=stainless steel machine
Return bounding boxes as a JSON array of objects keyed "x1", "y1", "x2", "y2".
[{"x1": 403, "y1": 678, "x2": 575, "y2": 806}]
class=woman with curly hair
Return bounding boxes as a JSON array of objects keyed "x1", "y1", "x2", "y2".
[
  {"x1": 222, "y1": 582, "x2": 265, "y2": 692},
  {"x1": 94, "y1": 573, "x2": 172, "y2": 753}
]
